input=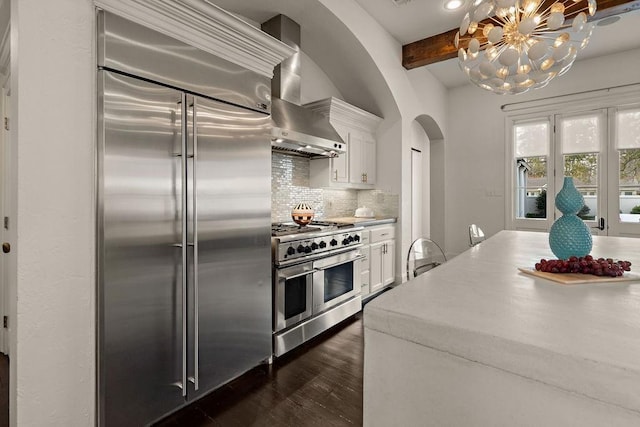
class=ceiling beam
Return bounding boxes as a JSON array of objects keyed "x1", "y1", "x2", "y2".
[{"x1": 402, "y1": 0, "x2": 640, "y2": 70}]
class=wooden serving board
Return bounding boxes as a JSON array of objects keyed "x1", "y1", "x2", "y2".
[{"x1": 518, "y1": 267, "x2": 640, "y2": 285}]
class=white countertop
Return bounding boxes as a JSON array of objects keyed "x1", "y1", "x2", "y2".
[
  {"x1": 325, "y1": 216, "x2": 397, "y2": 227},
  {"x1": 365, "y1": 230, "x2": 640, "y2": 413}
]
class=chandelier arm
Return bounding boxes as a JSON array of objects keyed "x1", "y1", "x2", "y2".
[
  {"x1": 562, "y1": 1, "x2": 591, "y2": 18},
  {"x1": 537, "y1": 4, "x2": 554, "y2": 18}
]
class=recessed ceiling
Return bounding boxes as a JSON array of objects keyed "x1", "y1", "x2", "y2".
[{"x1": 354, "y1": 0, "x2": 464, "y2": 45}]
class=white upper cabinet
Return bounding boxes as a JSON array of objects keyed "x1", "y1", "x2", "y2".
[
  {"x1": 306, "y1": 97, "x2": 382, "y2": 189},
  {"x1": 331, "y1": 123, "x2": 350, "y2": 184}
]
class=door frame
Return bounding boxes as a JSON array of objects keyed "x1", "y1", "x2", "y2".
[
  {"x1": 0, "y1": 74, "x2": 9, "y2": 355},
  {"x1": 506, "y1": 87, "x2": 640, "y2": 238}
]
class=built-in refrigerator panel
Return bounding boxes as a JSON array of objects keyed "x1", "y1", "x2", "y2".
[
  {"x1": 98, "y1": 70, "x2": 186, "y2": 426},
  {"x1": 97, "y1": 9, "x2": 273, "y2": 427},
  {"x1": 98, "y1": 11, "x2": 272, "y2": 114},
  {"x1": 186, "y1": 95, "x2": 272, "y2": 398}
]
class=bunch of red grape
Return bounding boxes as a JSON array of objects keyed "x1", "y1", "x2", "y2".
[{"x1": 534, "y1": 255, "x2": 632, "y2": 277}]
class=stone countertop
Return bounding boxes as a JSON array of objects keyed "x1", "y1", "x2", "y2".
[
  {"x1": 364, "y1": 230, "x2": 640, "y2": 414},
  {"x1": 325, "y1": 217, "x2": 397, "y2": 227}
]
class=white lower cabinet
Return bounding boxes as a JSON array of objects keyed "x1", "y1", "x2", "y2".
[
  {"x1": 370, "y1": 240, "x2": 395, "y2": 293},
  {"x1": 359, "y1": 245, "x2": 371, "y2": 296},
  {"x1": 361, "y1": 225, "x2": 395, "y2": 295}
]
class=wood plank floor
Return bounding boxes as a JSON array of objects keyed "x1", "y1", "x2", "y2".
[
  {"x1": 156, "y1": 312, "x2": 364, "y2": 426},
  {"x1": 0, "y1": 353, "x2": 8, "y2": 427}
]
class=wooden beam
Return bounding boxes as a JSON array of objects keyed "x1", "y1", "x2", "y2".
[{"x1": 402, "y1": 0, "x2": 640, "y2": 70}]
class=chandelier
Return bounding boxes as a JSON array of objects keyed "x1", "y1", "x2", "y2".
[{"x1": 455, "y1": 0, "x2": 597, "y2": 95}]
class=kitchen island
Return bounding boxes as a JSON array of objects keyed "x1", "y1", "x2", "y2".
[{"x1": 363, "y1": 230, "x2": 640, "y2": 426}]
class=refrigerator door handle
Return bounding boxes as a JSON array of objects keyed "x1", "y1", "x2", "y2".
[
  {"x1": 191, "y1": 98, "x2": 200, "y2": 391},
  {"x1": 180, "y1": 94, "x2": 188, "y2": 398}
]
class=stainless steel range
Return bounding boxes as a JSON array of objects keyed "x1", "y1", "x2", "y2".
[{"x1": 272, "y1": 222, "x2": 364, "y2": 356}]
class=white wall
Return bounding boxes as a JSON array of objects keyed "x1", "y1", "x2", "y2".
[
  {"x1": 445, "y1": 48, "x2": 640, "y2": 256},
  {"x1": 300, "y1": 51, "x2": 343, "y2": 104},
  {"x1": 319, "y1": 0, "x2": 448, "y2": 282},
  {"x1": 11, "y1": 0, "x2": 95, "y2": 425}
]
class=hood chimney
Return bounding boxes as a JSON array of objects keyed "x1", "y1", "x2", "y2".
[{"x1": 262, "y1": 15, "x2": 345, "y2": 158}]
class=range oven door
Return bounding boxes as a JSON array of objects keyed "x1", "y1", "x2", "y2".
[
  {"x1": 312, "y1": 250, "x2": 363, "y2": 315},
  {"x1": 274, "y1": 261, "x2": 315, "y2": 332}
]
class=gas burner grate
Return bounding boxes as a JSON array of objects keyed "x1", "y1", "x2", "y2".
[
  {"x1": 271, "y1": 223, "x2": 322, "y2": 237},
  {"x1": 310, "y1": 220, "x2": 353, "y2": 228}
]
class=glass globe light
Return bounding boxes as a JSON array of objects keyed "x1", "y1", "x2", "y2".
[{"x1": 456, "y1": 0, "x2": 596, "y2": 95}]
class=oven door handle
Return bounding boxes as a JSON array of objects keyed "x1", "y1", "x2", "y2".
[
  {"x1": 314, "y1": 254, "x2": 366, "y2": 271},
  {"x1": 280, "y1": 269, "x2": 319, "y2": 281}
]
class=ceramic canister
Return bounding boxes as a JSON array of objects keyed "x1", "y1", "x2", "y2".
[{"x1": 291, "y1": 202, "x2": 315, "y2": 226}]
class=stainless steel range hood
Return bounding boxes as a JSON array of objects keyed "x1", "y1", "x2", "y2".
[{"x1": 263, "y1": 15, "x2": 345, "y2": 158}]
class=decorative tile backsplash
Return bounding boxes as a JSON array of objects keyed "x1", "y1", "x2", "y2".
[
  {"x1": 357, "y1": 190, "x2": 399, "y2": 218},
  {"x1": 271, "y1": 152, "x2": 399, "y2": 223}
]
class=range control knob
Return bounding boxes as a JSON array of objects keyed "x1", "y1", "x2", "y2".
[
  {"x1": 330, "y1": 239, "x2": 338, "y2": 247},
  {"x1": 342, "y1": 239, "x2": 349, "y2": 246},
  {"x1": 319, "y1": 241, "x2": 327, "y2": 248},
  {"x1": 354, "y1": 235, "x2": 360, "y2": 242},
  {"x1": 304, "y1": 246, "x2": 312, "y2": 254},
  {"x1": 347, "y1": 236, "x2": 354, "y2": 243},
  {"x1": 297, "y1": 244, "x2": 305, "y2": 253},
  {"x1": 287, "y1": 246, "x2": 295, "y2": 256},
  {"x1": 311, "y1": 242, "x2": 319, "y2": 250}
]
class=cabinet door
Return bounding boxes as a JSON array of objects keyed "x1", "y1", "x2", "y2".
[
  {"x1": 331, "y1": 123, "x2": 349, "y2": 183},
  {"x1": 348, "y1": 130, "x2": 376, "y2": 185},
  {"x1": 382, "y1": 240, "x2": 395, "y2": 286},
  {"x1": 362, "y1": 133, "x2": 376, "y2": 185},
  {"x1": 349, "y1": 131, "x2": 364, "y2": 184},
  {"x1": 369, "y1": 242, "x2": 384, "y2": 293}
]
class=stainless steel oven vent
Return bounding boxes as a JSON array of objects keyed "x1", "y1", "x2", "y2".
[{"x1": 262, "y1": 15, "x2": 345, "y2": 158}]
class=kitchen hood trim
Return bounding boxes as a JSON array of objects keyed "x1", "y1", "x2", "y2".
[
  {"x1": 95, "y1": 0, "x2": 295, "y2": 78},
  {"x1": 305, "y1": 97, "x2": 383, "y2": 133},
  {"x1": 271, "y1": 127, "x2": 345, "y2": 158}
]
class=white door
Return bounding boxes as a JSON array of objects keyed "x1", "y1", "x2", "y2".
[
  {"x1": 554, "y1": 110, "x2": 607, "y2": 235},
  {"x1": 369, "y1": 242, "x2": 383, "y2": 293},
  {"x1": 555, "y1": 107, "x2": 640, "y2": 238},
  {"x1": 608, "y1": 105, "x2": 640, "y2": 238}
]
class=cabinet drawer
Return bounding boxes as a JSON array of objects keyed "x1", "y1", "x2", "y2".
[{"x1": 370, "y1": 226, "x2": 395, "y2": 243}]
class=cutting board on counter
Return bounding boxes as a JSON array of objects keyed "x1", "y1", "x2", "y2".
[{"x1": 518, "y1": 267, "x2": 640, "y2": 285}]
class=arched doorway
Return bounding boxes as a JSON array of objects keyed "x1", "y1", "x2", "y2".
[{"x1": 410, "y1": 115, "x2": 445, "y2": 253}]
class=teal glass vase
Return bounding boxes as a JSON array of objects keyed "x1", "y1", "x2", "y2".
[{"x1": 548, "y1": 177, "x2": 592, "y2": 260}]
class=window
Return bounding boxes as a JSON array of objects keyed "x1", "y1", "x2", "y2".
[
  {"x1": 507, "y1": 99, "x2": 640, "y2": 238},
  {"x1": 513, "y1": 120, "x2": 549, "y2": 220},
  {"x1": 616, "y1": 106, "x2": 640, "y2": 223}
]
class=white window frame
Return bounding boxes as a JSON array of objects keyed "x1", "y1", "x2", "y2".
[
  {"x1": 507, "y1": 115, "x2": 554, "y2": 231},
  {"x1": 504, "y1": 85, "x2": 640, "y2": 232}
]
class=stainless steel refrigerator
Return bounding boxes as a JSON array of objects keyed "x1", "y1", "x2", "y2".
[{"x1": 97, "y1": 11, "x2": 272, "y2": 426}]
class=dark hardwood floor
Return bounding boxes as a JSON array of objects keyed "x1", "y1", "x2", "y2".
[
  {"x1": 0, "y1": 353, "x2": 8, "y2": 427},
  {"x1": 156, "y1": 312, "x2": 364, "y2": 426}
]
